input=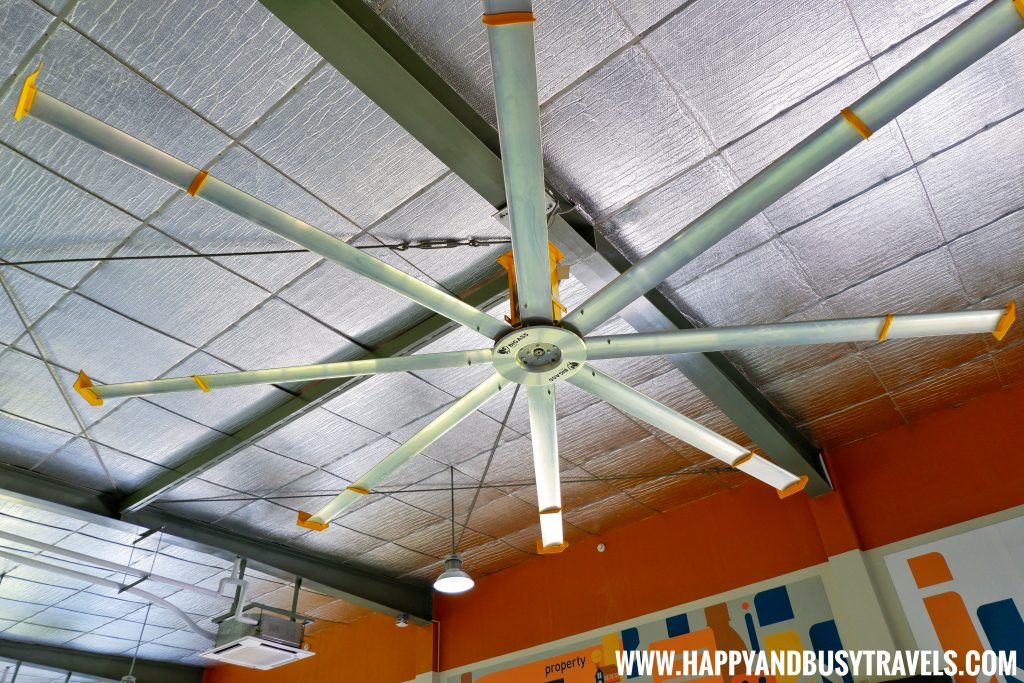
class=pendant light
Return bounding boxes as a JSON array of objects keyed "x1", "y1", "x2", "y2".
[{"x1": 433, "y1": 467, "x2": 474, "y2": 594}]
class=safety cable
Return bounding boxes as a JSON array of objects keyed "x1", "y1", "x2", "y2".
[
  {"x1": 0, "y1": 237, "x2": 512, "y2": 267},
  {"x1": 128, "y1": 527, "x2": 164, "y2": 679},
  {"x1": 156, "y1": 466, "x2": 736, "y2": 505},
  {"x1": 457, "y1": 384, "x2": 520, "y2": 550}
]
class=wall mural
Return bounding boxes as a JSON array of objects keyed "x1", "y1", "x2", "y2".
[
  {"x1": 457, "y1": 576, "x2": 846, "y2": 683},
  {"x1": 885, "y1": 515, "x2": 1024, "y2": 683}
]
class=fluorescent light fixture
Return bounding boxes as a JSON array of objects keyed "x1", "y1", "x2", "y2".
[{"x1": 433, "y1": 553, "x2": 474, "y2": 594}]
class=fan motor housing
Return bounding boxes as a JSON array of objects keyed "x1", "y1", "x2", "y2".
[{"x1": 492, "y1": 326, "x2": 586, "y2": 386}]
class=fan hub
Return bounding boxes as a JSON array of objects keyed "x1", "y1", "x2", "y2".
[{"x1": 492, "y1": 326, "x2": 586, "y2": 386}]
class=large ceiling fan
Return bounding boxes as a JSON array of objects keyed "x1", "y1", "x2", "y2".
[{"x1": 14, "y1": 0, "x2": 1021, "y2": 556}]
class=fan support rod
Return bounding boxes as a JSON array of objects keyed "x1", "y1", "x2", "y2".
[
  {"x1": 584, "y1": 306, "x2": 1015, "y2": 360},
  {"x1": 72, "y1": 348, "x2": 494, "y2": 403},
  {"x1": 14, "y1": 87, "x2": 508, "y2": 341},
  {"x1": 562, "y1": 0, "x2": 1024, "y2": 336}
]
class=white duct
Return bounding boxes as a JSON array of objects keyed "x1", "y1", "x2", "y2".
[{"x1": 0, "y1": 549, "x2": 216, "y2": 640}]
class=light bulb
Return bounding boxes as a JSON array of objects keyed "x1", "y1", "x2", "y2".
[{"x1": 433, "y1": 553, "x2": 474, "y2": 594}]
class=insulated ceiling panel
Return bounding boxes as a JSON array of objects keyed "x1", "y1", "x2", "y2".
[
  {"x1": 0, "y1": 146, "x2": 140, "y2": 288},
  {"x1": 722, "y1": 64, "x2": 914, "y2": 232},
  {"x1": 244, "y1": 64, "x2": 447, "y2": 227},
  {"x1": 277, "y1": 236, "x2": 442, "y2": 348},
  {"x1": 202, "y1": 298, "x2": 359, "y2": 371},
  {"x1": 379, "y1": 0, "x2": 633, "y2": 124},
  {"x1": 539, "y1": 44, "x2": 713, "y2": 218},
  {"x1": 86, "y1": 400, "x2": 219, "y2": 469},
  {"x1": 641, "y1": 0, "x2": 868, "y2": 146},
  {"x1": 66, "y1": 0, "x2": 321, "y2": 136},
  {"x1": 258, "y1": 407, "x2": 379, "y2": 469},
  {"x1": 949, "y1": 212, "x2": 1024, "y2": 301},
  {"x1": 781, "y1": 172, "x2": 945, "y2": 297},
  {"x1": 0, "y1": 412, "x2": 74, "y2": 468},
  {"x1": 323, "y1": 372, "x2": 459, "y2": 437},
  {"x1": 596, "y1": 156, "x2": 777, "y2": 291},
  {"x1": 23, "y1": 26, "x2": 230, "y2": 167},
  {"x1": 0, "y1": 269, "x2": 64, "y2": 346},
  {"x1": 0, "y1": 351, "x2": 77, "y2": 433},
  {"x1": 670, "y1": 238, "x2": 821, "y2": 326},
  {"x1": 846, "y1": 0, "x2": 969, "y2": 56},
  {"x1": 367, "y1": 173, "x2": 509, "y2": 294},
  {"x1": 915, "y1": 113, "x2": 1024, "y2": 239},
  {"x1": 34, "y1": 437, "x2": 167, "y2": 495},
  {"x1": 76, "y1": 228, "x2": 270, "y2": 348},
  {"x1": 199, "y1": 445, "x2": 316, "y2": 495},
  {"x1": 150, "y1": 144, "x2": 359, "y2": 292},
  {"x1": 20, "y1": 294, "x2": 193, "y2": 383},
  {"x1": 870, "y1": 0, "x2": 1024, "y2": 161}
]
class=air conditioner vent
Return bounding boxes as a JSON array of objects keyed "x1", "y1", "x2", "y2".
[
  {"x1": 200, "y1": 616, "x2": 315, "y2": 670},
  {"x1": 201, "y1": 635, "x2": 314, "y2": 670}
]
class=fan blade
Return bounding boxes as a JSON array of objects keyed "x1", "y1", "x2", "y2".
[
  {"x1": 585, "y1": 305, "x2": 1016, "y2": 360},
  {"x1": 301, "y1": 373, "x2": 509, "y2": 527},
  {"x1": 568, "y1": 365, "x2": 802, "y2": 493},
  {"x1": 527, "y1": 385, "x2": 563, "y2": 548},
  {"x1": 483, "y1": 1, "x2": 553, "y2": 323},
  {"x1": 74, "y1": 349, "x2": 494, "y2": 404},
  {"x1": 16, "y1": 87, "x2": 508, "y2": 340},
  {"x1": 561, "y1": 0, "x2": 1024, "y2": 335}
]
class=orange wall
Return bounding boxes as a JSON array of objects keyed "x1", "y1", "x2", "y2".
[
  {"x1": 435, "y1": 383, "x2": 1024, "y2": 671},
  {"x1": 435, "y1": 482, "x2": 828, "y2": 670},
  {"x1": 824, "y1": 382, "x2": 1024, "y2": 549},
  {"x1": 204, "y1": 384, "x2": 1024, "y2": 682},
  {"x1": 202, "y1": 612, "x2": 433, "y2": 683}
]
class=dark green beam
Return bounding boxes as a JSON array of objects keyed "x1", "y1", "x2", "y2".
[
  {"x1": 0, "y1": 639, "x2": 203, "y2": 683},
  {"x1": 0, "y1": 462, "x2": 433, "y2": 622},
  {"x1": 259, "y1": 0, "x2": 829, "y2": 493},
  {"x1": 120, "y1": 273, "x2": 509, "y2": 513}
]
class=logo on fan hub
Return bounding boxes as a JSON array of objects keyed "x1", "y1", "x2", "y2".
[
  {"x1": 496, "y1": 331, "x2": 529, "y2": 355},
  {"x1": 547, "y1": 361, "x2": 580, "y2": 383}
]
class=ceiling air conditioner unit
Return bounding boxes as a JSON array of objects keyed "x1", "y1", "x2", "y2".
[{"x1": 200, "y1": 615, "x2": 315, "y2": 670}]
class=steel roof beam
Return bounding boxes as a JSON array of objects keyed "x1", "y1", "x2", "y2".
[
  {"x1": 0, "y1": 640, "x2": 204, "y2": 683},
  {"x1": 0, "y1": 462, "x2": 433, "y2": 621},
  {"x1": 258, "y1": 0, "x2": 829, "y2": 493}
]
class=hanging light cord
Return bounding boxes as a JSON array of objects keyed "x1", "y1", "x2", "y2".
[
  {"x1": 456, "y1": 384, "x2": 520, "y2": 550},
  {"x1": 449, "y1": 466, "x2": 457, "y2": 555},
  {"x1": 0, "y1": 237, "x2": 512, "y2": 267},
  {"x1": 128, "y1": 527, "x2": 164, "y2": 678}
]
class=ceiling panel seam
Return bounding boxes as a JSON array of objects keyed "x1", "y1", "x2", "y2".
[
  {"x1": 593, "y1": 0, "x2": 981, "y2": 223},
  {"x1": 48, "y1": 6, "x2": 447, "y2": 235},
  {"x1": 842, "y1": 1, "x2": 976, "y2": 306},
  {"x1": 0, "y1": 274, "x2": 118, "y2": 490},
  {"x1": 118, "y1": 276, "x2": 511, "y2": 511},
  {"x1": 0, "y1": 0, "x2": 77, "y2": 104},
  {"x1": 627, "y1": 30, "x2": 834, "y2": 310},
  {"x1": 655, "y1": 107, "x2": 1024, "y2": 297}
]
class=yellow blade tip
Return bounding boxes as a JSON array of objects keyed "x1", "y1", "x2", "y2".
[
  {"x1": 14, "y1": 62, "x2": 41, "y2": 121},
  {"x1": 536, "y1": 539, "x2": 569, "y2": 555},
  {"x1": 777, "y1": 475, "x2": 809, "y2": 499},
  {"x1": 296, "y1": 510, "x2": 329, "y2": 531},
  {"x1": 72, "y1": 370, "x2": 103, "y2": 407},
  {"x1": 993, "y1": 301, "x2": 1016, "y2": 341}
]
